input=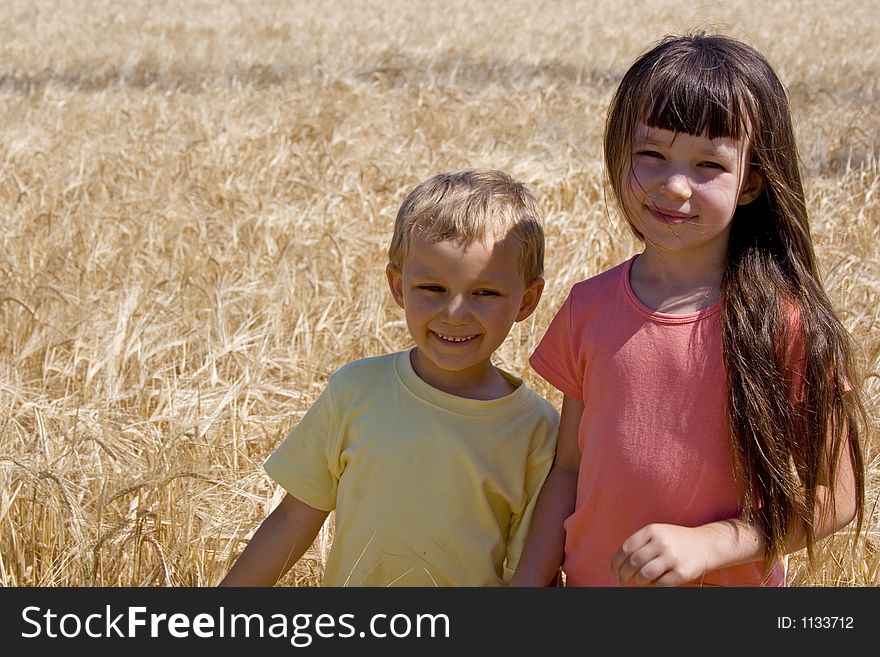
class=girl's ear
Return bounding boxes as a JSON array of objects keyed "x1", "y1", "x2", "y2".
[
  {"x1": 386, "y1": 264, "x2": 405, "y2": 309},
  {"x1": 737, "y1": 168, "x2": 765, "y2": 206},
  {"x1": 515, "y1": 277, "x2": 545, "y2": 322}
]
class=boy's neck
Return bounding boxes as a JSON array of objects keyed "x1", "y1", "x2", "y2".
[{"x1": 409, "y1": 349, "x2": 517, "y2": 400}]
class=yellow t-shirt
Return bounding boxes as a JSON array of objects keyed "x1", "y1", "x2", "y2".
[{"x1": 264, "y1": 349, "x2": 559, "y2": 586}]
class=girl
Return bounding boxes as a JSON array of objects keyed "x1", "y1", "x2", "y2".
[{"x1": 511, "y1": 33, "x2": 866, "y2": 586}]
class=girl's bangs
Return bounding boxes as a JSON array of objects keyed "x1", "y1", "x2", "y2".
[{"x1": 639, "y1": 65, "x2": 748, "y2": 140}]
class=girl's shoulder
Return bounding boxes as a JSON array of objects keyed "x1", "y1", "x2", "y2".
[{"x1": 568, "y1": 257, "x2": 633, "y2": 299}]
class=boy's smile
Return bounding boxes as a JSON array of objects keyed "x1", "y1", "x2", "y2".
[{"x1": 387, "y1": 231, "x2": 542, "y2": 399}]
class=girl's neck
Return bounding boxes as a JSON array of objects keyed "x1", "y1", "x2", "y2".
[{"x1": 630, "y1": 250, "x2": 724, "y2": 314}]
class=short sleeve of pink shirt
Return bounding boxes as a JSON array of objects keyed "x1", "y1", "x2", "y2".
[{"x1": 529, "y1": 289, "x2": 583, "y2": 400}]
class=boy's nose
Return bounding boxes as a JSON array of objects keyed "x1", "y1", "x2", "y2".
[{"x1": 442, "y1": 294, "x2": 470, "y2": 322}]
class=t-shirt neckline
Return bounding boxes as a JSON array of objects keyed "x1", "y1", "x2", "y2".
[
  {"x1": 394, "y1": 349, "x2": 530, "y2": 416},
  {"x1": 622, "y1": 255, "x2": 722, "y2": 324}
]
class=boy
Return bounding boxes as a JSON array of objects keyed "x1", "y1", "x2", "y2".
[{"x1": 219, "y1": 169, "x2": 559, "y2": 586}]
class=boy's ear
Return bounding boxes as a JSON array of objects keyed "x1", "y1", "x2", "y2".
[
  {"x1": 386, "y1": 264, "x2": 405, "y2": 309},
  {"x1": 737, "y1": 168, "x2": 765, "y2": 206},
  {"x1": 515, "y1": 277, "x2": 544, "y2": 322}
]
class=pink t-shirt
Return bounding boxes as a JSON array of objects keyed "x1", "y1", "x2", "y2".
[{"x1": 530, "y1": 256, "x2": 785, "y2": 586}]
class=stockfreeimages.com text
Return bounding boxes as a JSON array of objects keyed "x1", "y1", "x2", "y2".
[{"x1": 21, "y1": 605, "x2": 451, "y2": 646}]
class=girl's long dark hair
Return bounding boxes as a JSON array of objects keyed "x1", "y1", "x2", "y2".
[{"x1": 604, "y1": 33, "x2": 865, "y2": 566}]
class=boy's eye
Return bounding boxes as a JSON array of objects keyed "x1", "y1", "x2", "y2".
[
  {"x1": 417, "y1": 284, "x2": 445, "y2": 293},
  {"x1": 474, "y1": 289, "x2": 500, "y2": 297}
]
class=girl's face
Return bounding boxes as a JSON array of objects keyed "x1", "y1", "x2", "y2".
[{"x1": 622, "y1": 124, "x2": 763, "y2": 262}]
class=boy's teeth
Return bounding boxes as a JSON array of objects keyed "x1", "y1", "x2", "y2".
[{"x1": 437, "y1": 333, "x2": 475, "y2": 342}]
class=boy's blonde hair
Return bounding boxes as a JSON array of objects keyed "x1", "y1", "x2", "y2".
[{"x1": 388, "y1": 169, "x2": 545, "y2": 284}]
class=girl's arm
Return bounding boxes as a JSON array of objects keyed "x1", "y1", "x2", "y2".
[
  {"x1": 218, "y1": 493, "x2": 329, "y2": 587},
  {"x1": 509, "y1": 394, "x2": 583, "y2": 586},
  {"x1": 612, "y1": 428, "x2": 859, "y2": 586}
]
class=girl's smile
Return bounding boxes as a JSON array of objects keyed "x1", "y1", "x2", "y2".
[{"x1": 646, "y1": 205, "x2": 696, "y2": 224}]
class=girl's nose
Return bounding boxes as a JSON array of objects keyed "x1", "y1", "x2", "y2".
[{"x1": 660, "y1": 172, "x2": 692, "y2": 199}]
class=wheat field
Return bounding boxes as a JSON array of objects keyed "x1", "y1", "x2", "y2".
[{"x1": 1, "y1": 0, "x2": 877, "y2": 587}]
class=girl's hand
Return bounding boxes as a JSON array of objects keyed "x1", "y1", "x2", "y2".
[{"x1": 610, "y1": 523, "x2": 709, "y2": 587}]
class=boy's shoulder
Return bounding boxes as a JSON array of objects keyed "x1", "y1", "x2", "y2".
[
  {"x1": 319, "y1": 352, "x2": 404, "y2": 411},
  {"x1": 496, "y1": 367, "x2": 560, "y2": 420},
  {"x1": 330, "y1": 351, "x2": 399, "y2": 385},
  {"x1": 524, "y1": 385, "x2": 561, "y2": 422}
]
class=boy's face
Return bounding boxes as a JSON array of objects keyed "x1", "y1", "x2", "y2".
[{"x1": 386, "y1": 231, "x2": 543, "y2": 398}]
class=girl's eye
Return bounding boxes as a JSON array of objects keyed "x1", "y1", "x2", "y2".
[
  {"x1": 635, "y1": 149, "x2": 664, "y2": 159},
  {"x1": 699, "y1": 161, "x2": 726, "y2": 170}
]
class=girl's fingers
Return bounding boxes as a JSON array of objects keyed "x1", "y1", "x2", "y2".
[{"x1": 612, "y1": 539, "x2": 664, "y2": 585}]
